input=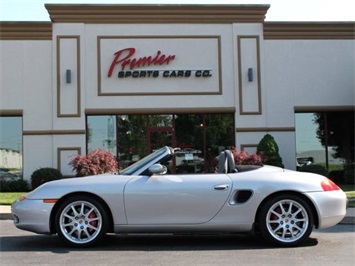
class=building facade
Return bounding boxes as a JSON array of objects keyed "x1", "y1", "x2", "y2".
[{"x1": 0, "y1": 4, "x2": 354, "y2": 181}]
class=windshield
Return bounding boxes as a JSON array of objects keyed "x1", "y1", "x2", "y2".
[{"x1": 119, "y1": 146, "x2": 172, "y2": 175}]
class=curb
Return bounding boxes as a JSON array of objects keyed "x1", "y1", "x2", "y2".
[
  {"x1": 339, "y1": 216, "x2": 355, "y2": 225},
  {"x1": 0, "y1": 213, "x2": 12, "y2": 220}
]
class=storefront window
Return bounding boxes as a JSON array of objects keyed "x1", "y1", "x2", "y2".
[
  {"x1": 175, "y1": 114, "x2": 204, "y2": 174},
  {"x1": 148, "y1": 114, "x2": 173, "y2": 128},
  {"x1": 205, "y1": 114, "x2": 235, "y2": 153},
  {"x1": 117, "y1": 115, "x2": 147, "y2": 169},
  {"x1": 87, "y1": 113, "x2": 235, "y2": 173},
  {"x1": 175, "y1": 114, "x2": 234, "y2": 173},
  {"x1": 0, "y1": 116, "x2": 23, "y2": 180},
  {"x1": 87, "y1": 115, "x2": 117, "y2": 154},
  {"x1": 295, "y1": 112, "x2": 354, "y2": 172},
  {"x1": 87, "y1": 115, "x2": 147, "y2": 169}
]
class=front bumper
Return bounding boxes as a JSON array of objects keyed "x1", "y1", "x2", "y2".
[
  {"x1": 305, "y1": 190, "x2": 347, "y2": 229},
  {"x1": 11, "y1": 198, "x2": 54, "y2": 234}
]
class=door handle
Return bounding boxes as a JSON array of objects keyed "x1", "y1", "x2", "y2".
[{"x1": 214, "y1": 184, "x2": 229, "y2": 190}]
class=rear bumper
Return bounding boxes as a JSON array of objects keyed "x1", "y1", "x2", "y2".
[
  {"x1": 11, "y1": 198, "x2": 54, "y2": 234},
  {"x1": 305, "y1": 190, "x2": 347, "y2": 228}
]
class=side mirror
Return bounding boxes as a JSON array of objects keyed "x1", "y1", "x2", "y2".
[{"x1": 148, "y1": 164, "x2": 168, "y2": 175}]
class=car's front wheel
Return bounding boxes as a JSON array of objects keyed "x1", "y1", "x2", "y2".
[
  {"x1": 258, "y1": 194, "x2": 314, "y2": 247},
  {"x1": 54, "y1": 195, "x2": 108, "y2": 247}
]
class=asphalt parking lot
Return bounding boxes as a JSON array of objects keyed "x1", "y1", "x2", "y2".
[{"x1": 1, "y1": 220, "x2": 354, "y2": 266}]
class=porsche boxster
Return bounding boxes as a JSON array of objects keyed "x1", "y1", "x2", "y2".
[{"x1": 12, "y1": 146, "x2": 347, "y2": 247}]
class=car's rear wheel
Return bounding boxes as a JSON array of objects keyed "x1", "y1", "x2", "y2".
[
  {"x1": 54, "y1": 195, "x2": 108, "y2": 247},
  {"x1": 258, "y1": 194, "x2": 314, "y2": 247}
]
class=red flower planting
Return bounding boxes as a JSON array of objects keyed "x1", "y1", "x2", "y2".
[
  {"x1": 230, "y1": 148, "x2": 262, "y2": 165},
  {"x1": 69, "y1": 149, "x2": 118, "y2": 177}
]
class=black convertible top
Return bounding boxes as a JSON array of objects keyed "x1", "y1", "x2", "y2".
[{"x1": 235, "y1": 165, "x2": 262, "y2": 172}]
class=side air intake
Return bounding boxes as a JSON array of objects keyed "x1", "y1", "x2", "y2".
[{"x1": 230, "y1": 190, "x2": 253, "y2": 205}]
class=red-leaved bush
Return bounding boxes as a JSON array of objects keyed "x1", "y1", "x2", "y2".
[
  {"x1": 69, "y1": 149, "x2": 118, "y2": 177},
  {"x1": 231, "y1": 148, "x2": 262, "y2": 165}
]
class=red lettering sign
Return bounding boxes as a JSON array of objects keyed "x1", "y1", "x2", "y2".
[{"x1": 108, "y1": 48, "x2": 176, "y2": 77}]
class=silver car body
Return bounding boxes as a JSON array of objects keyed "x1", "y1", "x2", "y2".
[{"x1": 12, "y1": 146, "x2": 347, "y2": 245}]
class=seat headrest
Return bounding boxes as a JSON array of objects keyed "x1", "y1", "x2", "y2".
[
  {"x1": 218, "y1": 150, "x2": 237, "y2": 173},
  {"x1": 218, "y1": 151, "x2": 228, "y2": 173}
]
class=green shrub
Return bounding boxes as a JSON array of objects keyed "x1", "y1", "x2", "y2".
[
  {"x1": 257, "y1": 134, "x2": 284, "y2": 168},
  {"x1": 0, "y1": 179, "x2": 30, "y2": 192},
  {"x1": 329, "y1": 170, "x2": 344, "y2": 184},
  {"x1": 344, "y1": 169, "x2": 355, "y2": 184},
  {"x1": 31, "y1": 167, "x2": 63, "y2": 189},
  {"x1": 299, "y1": 164, "x2": 328, "y2": 177}
]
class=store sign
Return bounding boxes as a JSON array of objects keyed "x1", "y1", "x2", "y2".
[
  {"x1": 98, "y1": 36, "x2": 221, "y2": 95},
  {"x1": 107, "y1": 48, "x2": 213, "y2": 79},
  {"x1": 108, "y1": 48, "x2": 176, "y2": 75}
]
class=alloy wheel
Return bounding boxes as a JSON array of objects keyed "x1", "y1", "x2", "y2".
[
  {"x1": 266, "y1": 199, "x2": 309, "y2": 243},
  {"x1": 58, "y1": 200, "x2": 103, "y2": 245}
]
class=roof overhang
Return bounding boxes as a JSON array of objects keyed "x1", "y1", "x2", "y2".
[{"x1": 45, "y1": 4, "x2": 270, "y2": 23}]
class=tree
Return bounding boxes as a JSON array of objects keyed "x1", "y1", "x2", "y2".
[{"x1": 257, "y1": 134, "x2": 284, "y2": 168}]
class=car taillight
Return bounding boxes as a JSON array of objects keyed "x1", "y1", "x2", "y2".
[{"x1": 321, "y1": 178, "x2": 340, "y2": 191}]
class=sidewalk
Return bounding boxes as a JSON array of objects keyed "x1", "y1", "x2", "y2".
[{"x1": 1, "y1": 205, "x2": 354, "y2": 224}]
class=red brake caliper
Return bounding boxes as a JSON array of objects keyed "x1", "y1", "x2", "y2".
[
  {"x1": 89, "y1": 212, "x2": 97, "y2": 227},
  {"x1": 271, "y1": 207, "x2": 281, "y2": 229}
]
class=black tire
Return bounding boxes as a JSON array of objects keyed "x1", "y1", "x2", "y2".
[
  {"x1": 54, "y1": 195, "x2": 108, "y2": 247},
  {"x1": 257, "y1": 194, "x2": 314, "y2": 247}
]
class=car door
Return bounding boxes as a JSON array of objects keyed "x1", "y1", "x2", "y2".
[{"x1": 124, "y1": 173, "x2": 232, "y2": 224}]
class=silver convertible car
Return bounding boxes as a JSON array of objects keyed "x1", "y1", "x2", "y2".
[{"x1": 12, "y1": 146, "x2": 347, "y2": 247}]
